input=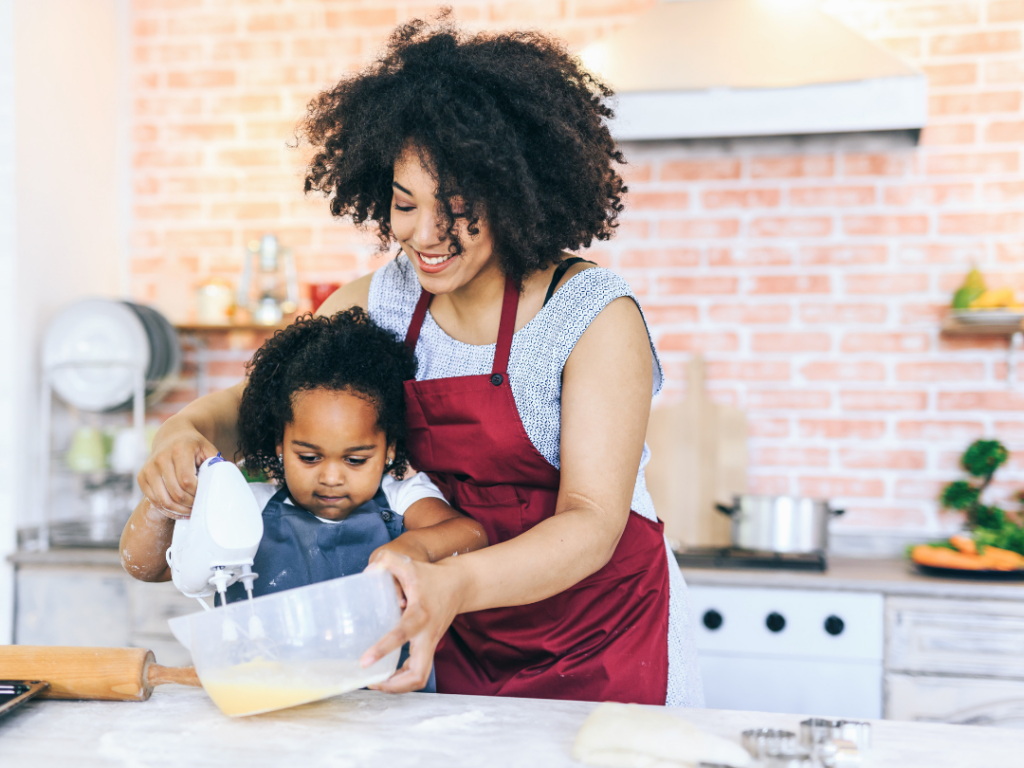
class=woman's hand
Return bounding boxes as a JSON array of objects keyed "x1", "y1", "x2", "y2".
[
  {"x1": 137, "y1": 425, "x2": 218, "y2": 519},
  {"x1": 361, "y1": 549, "x2": 466, "y2": 693}
]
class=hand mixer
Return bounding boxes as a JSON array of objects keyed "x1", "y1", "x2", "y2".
[{"x1": 166, "y1": 454, "x2": 264, "y2": 613}]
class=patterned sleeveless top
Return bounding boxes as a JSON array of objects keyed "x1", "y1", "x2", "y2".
[{"x1": 368, "y1": 253, "x2": 704, "y2": 708}]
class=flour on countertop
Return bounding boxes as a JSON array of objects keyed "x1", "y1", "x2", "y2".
[{"x1": 411, "y1": 710, "x2": 491, "y2": 732}]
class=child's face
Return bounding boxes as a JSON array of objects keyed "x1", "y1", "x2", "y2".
[{"x1": 276, "y1": 388, "x2": 394, "y2": 521}]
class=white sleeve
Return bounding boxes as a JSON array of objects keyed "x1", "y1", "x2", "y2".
[
  {"x1": 380, "y1": 472, "x2": 446, "y2": 517},
  {"x1": 247, "y1": 482, "x2": 282, "y2": 512}
]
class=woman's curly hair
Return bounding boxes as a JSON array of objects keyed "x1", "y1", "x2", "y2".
[
  {"x1": 300, "y1": 12, "x2": 626, "y2": 285},
  {"x1": 237, "y1": 308, "x2": 418, "y2": 484}
]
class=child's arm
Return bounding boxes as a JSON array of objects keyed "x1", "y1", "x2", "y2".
[
  {"x1": 372, "y1": 498, "x2": 488, "y2": 565},
  {"x1": 119, "y1": 497, "x2": 174, "y2": 582}
]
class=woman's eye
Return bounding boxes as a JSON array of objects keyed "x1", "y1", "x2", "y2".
[{"x1": 393, "y1": 203, "x2": 414, "y2": 212}]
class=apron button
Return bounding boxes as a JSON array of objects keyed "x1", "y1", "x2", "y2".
[
  {"x1": 381, "y1": 511, "x2": 392, "y2": 522},
  {"x1": 490, "y1": 374, "x2": 504, "y2": 386}
]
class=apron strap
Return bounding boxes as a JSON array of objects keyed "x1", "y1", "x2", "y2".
[
  {"x1": 404, "y1": 289, "x2": 434, "y2": 350},
  {"x1": 492, "y1": 276, "x2": 519, "y2": 375}
]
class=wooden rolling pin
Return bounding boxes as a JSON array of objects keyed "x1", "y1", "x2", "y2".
[{"x1": 0, "y1": 646, "x2": 201, "y2": 701}]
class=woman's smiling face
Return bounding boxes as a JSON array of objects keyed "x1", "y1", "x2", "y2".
[{"x1": 391, "y1": 144, "x2": 498, "y2": 295}]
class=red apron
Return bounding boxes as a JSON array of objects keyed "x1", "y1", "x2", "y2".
[{"x1": 403, "y1": 276, "x2": 670, "y2": 704}]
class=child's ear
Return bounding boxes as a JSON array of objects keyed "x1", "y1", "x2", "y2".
[{"x1": 386, "y1": 445, "x2": 396, "y2": 469}]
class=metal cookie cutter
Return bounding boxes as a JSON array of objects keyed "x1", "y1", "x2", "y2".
[
  {"x1": 799, "y1": 719, "x2": 871, "y2": 767},
  {"x1": 741, "y1": 729, "x2": 813, "y2": 767}
]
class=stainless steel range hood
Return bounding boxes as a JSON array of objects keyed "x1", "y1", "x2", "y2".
[{"x1": 580, "y1": 0, "x2": 927, "y2": 141}]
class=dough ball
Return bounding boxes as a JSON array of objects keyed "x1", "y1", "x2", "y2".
[{"x1": 572, "y1": 702, "x2": 750, "y2": 768}]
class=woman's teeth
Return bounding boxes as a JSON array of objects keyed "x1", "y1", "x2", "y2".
[{"x1": 419, "y1": 251, "x2": 453, "y2": 266}]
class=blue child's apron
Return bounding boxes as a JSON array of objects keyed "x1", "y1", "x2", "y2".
[{"x1": 226, "y1": 485, "x2": 434, "y2": 692}]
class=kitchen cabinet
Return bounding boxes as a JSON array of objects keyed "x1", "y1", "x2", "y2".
[{"x1": 886, "y1": 673, "x2": 1024, "y2": 728}]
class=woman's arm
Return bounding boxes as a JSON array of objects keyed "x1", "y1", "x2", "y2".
[
  {"x1": 371, "y1": 498, "x2": 489, "y2": 564},
  {"x1": 137, "y1": 274, "x2": 374, "y2": 517},
  {"x1": 365, "y1": 295, "x2": 652, "y2": 691},
  {"x1": 119, "y1": 497, "x2": 174, "y2": 582}
]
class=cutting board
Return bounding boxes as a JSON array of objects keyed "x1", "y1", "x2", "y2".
[{"x1": 645, "y1": 355, "x2": 747, "y2": 549}]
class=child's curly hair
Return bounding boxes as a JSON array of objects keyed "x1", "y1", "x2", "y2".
[
  {"x1": 299, "y1": 12, "x2": 626, "y2": 286},
  {"x1": 237, "y1": 308, "x2": 418, "y2": 483}
]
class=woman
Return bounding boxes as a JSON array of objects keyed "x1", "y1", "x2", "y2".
[{"x1": 139, "y1": 18, "x2": 703, "y2": 707}]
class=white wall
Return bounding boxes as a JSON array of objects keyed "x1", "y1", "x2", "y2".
[{"x1": 0, "y1": 0, "x2": 130, "y2": 642}]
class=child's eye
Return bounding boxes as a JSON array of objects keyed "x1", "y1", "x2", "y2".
[
  {"x1": 346, "y1": 457, "x2": 369, "y2": 466},
  {"x1": 298, "y1": 454, "x2": 320, "y2": 464}
]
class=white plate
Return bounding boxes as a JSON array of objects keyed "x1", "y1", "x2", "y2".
[
  {"x1": 43, "y1": 299, "x2": 150, "y2": 412},
  {"x1": 952, "y1": 309, "x2": 1024, "y2": 327}
]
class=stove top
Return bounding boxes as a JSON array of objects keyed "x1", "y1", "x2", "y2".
[{"x1": 674, "y1": 547, "x2": 827, "y2": 572}]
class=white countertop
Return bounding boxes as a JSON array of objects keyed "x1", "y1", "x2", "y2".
[
  {"x1": 2, "y1": 685, "x2": 1023, "y2": 767},
  {"x1": 680, "y1": 555, "x2": 1024, "y2": 601}
]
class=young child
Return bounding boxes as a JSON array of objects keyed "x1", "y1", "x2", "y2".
[{"x1": 120, "y1": 308, "x2": 488, "y2": 688}]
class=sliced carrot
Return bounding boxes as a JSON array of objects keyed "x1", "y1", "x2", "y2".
[{"x1": 949, "y1": 535, "x2": 977, "y2": 555}]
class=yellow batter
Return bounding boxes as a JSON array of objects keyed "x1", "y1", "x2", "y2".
[{"x1": 200, "y1": 658, "x2": 393, "y2": 717}]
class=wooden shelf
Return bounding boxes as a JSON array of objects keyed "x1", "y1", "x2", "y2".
[{"x1": 940, "y1": 315, "x2": 1024, "y2": 336}]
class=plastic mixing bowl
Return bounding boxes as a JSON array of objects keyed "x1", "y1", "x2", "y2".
[{"x1": 168, "y1": 570, "x2": 401, "y2": 717}]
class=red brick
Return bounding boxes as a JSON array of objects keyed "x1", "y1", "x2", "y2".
[
  {"x1": 799, "y1": 419, "x2": 886, "y2": 439},
  {"x1": 896, "y1": 420, "x2": 984, "y2": 439},
  {"x1": 749, "y1": 418, "x2": 790, "y2": 438},
  {"x1": 840, "y1": 506, "x2": 929, "y2": 528},
  {"x1": 702, "y1": 189, "x2": 781, "y2": 209},
  {"x1": 620, "y1": 248, "x2": 699, "y2": 268},
  {"x1": 920, "y1": 124, "x2": 976, "y2": 146},
  {"x1": 708, "y1": 304, "x2": 791, "y2": 324},
  {"x1": 751, "y1": 156, "x2": 834, "y2": 178},
  {"x1": 986, "y1": 121, "x2": 1024, "y2": 143},
  {"x1": 880, "y1": 36, "x2": 922, "y2": 58},
  {"x1": 212, "y1": 94, "x2": 282, "y2": 114},
  {"x1": 133, "y1": 150, "x2": 202, "y2": 168},
  {"x1": 164, "y1": 229, "x2": 234, "y2": 247},
  {"x1": 620, "y1": 163, "x2": 652, "y2": 184},
  {"x1": 898, "y1": 243, "x2": 985, "y2": 264},
  {"x1": 134, "y1": 176, "x2": 159, "y2": 195},
  {"x1": 617, "y1": 220, "x2": 650, "y2": 239},
  {"x1": 842, "y1": 391, "x2": 928, "y2": 410},
  {"x1": 895, "y1": 479, "x2": 947, "y2": 501},
  {"x1": 801, "y1": 303, "x2": 887, "y2": 324},
  {"x1": 994, "y1": 420, "x2": 1024, "y2": 440},
  {"x1": 895, "y1": 362, "x2": 986, "y2": 381},
  {"x1": 930, "y1": 31, "x2": 1021, "y2": 56},
  {"x1": 801, "y1": 362, "x2": 886, "y2": 381},
  {"x1": 751, "y1": 333, "x2": 831, "y2": 353},
  {"x1": 843, "y1": 154, "x2": 910, "y2": 177},
  {"x1": 790, "y1": 186, "x2": 875, "y2": 207},
  {"x1": 748, "y1": 390, "x2": 831, "y2": 410},
  {"x1": 754, "y1": 447, "x2": 831, "y2": 468},
  {"x1": 939, "y1": 335, "x2": 1010, "y2": 352},
  {"x1": 749, "y1": 475, "x2": 792, "y2": 495},
  {"x1": 941, "y1": 212, "x2": 1024, "y2": 234},
  {"x1": 134, "y1": 18, "x2": 159, "y2": 37},
  {"x1": 843, "y1": 215, "x2": 929, "y2": 236},
  {"x1": 326, "y1": 8, "x2": 400, "y2": 28},
  {"x1": 884, "y1": 183, "x2": 974, "y2": 205},
  {"x1": 658, "y1": 219, "x2": 740, "y2": 238},
  {"x1": 888, "y1": 2, "x2": 979, "y2": 27},
  {"x1": 166, "y1": 14, "x2": 236, "y2": 36},
  {"x1": 641, "y1": 305, "x2": 699, "y2": 324},
  {"x1": 216, "y1": 148, "x2": 281, "y2": 167},
  {"x1": 899, "y1": 302, "x2": 946, "y2": 324},
  {"x1": 931, "y1": 91, "x2": 1022, "y2": 115},
  {"x1": 658, "y1": 333, "x2": 739, "y2": 352},
  {"x1": 660, "y1": 159, "x2": 741, "y2": 181},
  {"x1": 708, "y1": 247, "x2": 792, "y2": 267},
  {"x1": 983, "y1": 181, "x2": 1024, "y2": 203},
  {"x1": 926, "y1": 152, "x2": 1019, "y2": 174},
  {"x1": 986, "y1": 60, "x2": 1024, "y2": 83},
  {"x1": 706, "y1": 362, "x2": 791, "y2": 381},
  {"x1": 921, "y1": 63, "x2": 978, "y2": 86},
  {"x1": 657, "y1": 276, "x2": 738, "y2": 294},
  {"x1": 845, "y1": 273, "x2": 929, "y2": 294},
  {"x1": 939, "y1": 392, "x2": 1024, "y2": 410},
  {"x1": 800, "y1": 477, "x2": 885, "y2": 498},
  {"x1": 167, "y1": 122, "x2": 235, "y2": 141},
  {"x1": 213, "y1": 39, "x2": 284, "y2": 61},
  {"x1": 801, "y1": 245, "x2": 886, "y2": 266},
  {"x1": 210, "y1": 202, "x2": 281, "y2": 219},
  {"x1": 750, "y1": 275, "x2": 830, "y2": 294},
  {"x1": 627, "y1": 191, "x2": 690, "y2": 210},
  {"x1": 997, "y1": 242, "x2": 1024, "y2": 262},
  {"x1": 841, "y1": 333, "x2": 929, "y2": 353},
  {"x1": 989, "y1": 0, "x2": 1024, "y2": 22},
  {"x1": 839, "y1": 449, "x2": 926, "y2": 470}
]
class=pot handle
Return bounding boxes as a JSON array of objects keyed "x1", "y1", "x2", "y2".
[
  {"x1": 830, "y1": 506, "x2": 846, "y2": 517},
  {"x1": 715, "y1": 503, "x2": 736, "y2": 517}
]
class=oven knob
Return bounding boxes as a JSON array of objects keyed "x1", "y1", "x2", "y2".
[
  {"x1": 824, "y1": 615, "x2": 845, "y2": 636},
  {"x1": 702, "y1": 609, "x2": 723, "y2": 630},
  {"x1": 766, "y1": 612, "x2": 786, "y2": 633}
]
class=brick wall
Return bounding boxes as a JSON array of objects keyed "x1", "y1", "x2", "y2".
[{"x1": 132, "y1": 0, "x2": 1024, "y2": 536}]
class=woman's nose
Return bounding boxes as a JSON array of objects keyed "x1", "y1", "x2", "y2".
[{"x1": 415, "y1": 208, "x2": 443, "y2": 247}]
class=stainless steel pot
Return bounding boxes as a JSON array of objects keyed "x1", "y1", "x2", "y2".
[{"x1": 715, "y1": 495, "x2": 844, "y2": 554}]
